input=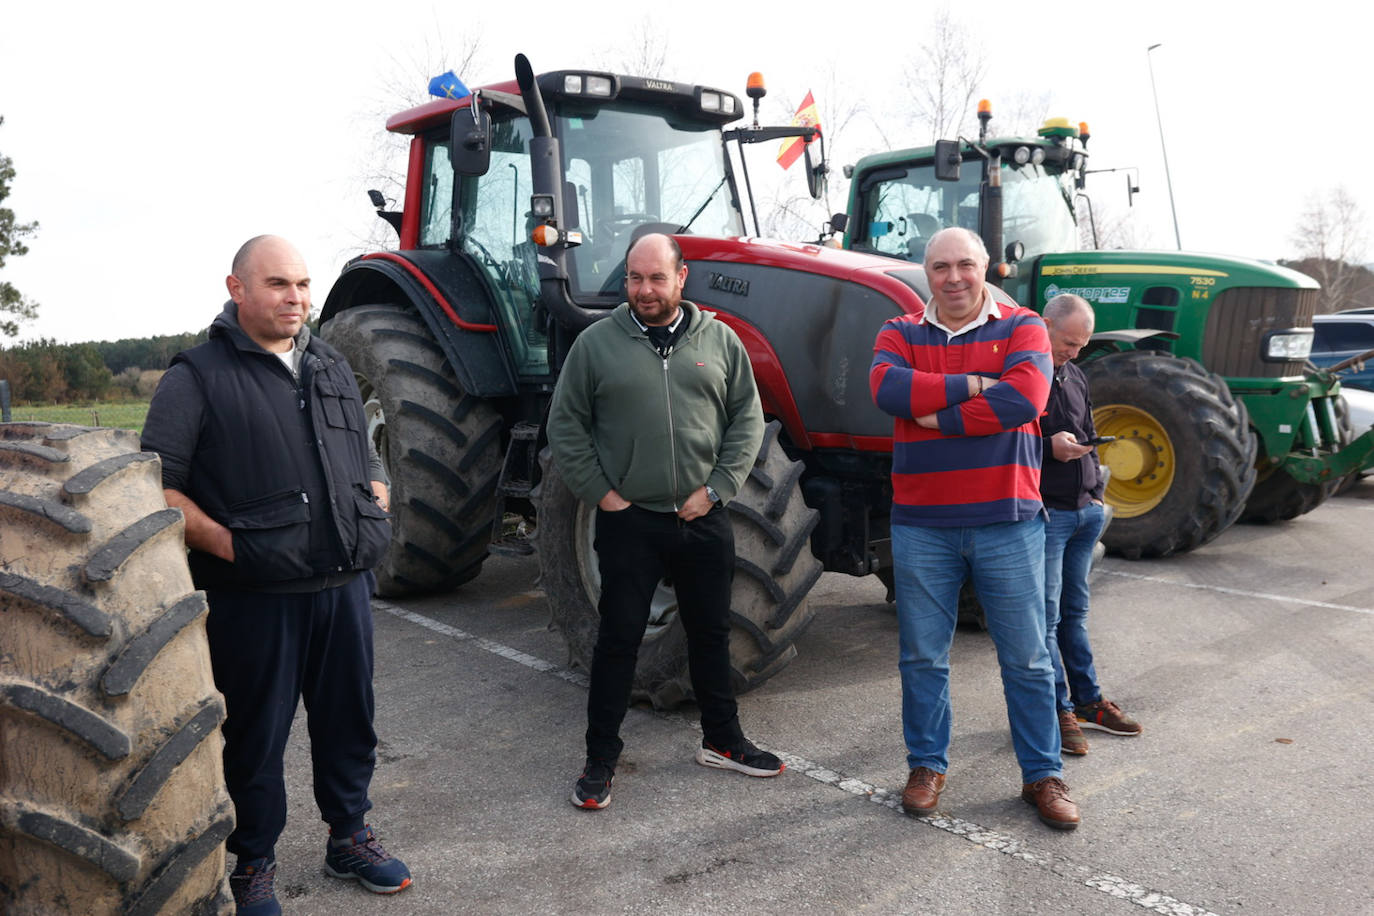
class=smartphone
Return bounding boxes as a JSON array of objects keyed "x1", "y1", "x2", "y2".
[{"x1": 1083, "y1": 435, "x2": 1116, "y2": 446}]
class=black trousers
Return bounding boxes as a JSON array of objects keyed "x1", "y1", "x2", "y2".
[
  {"x1": 205, "y1": 574, "x2": 377, "y2": 861},
  {"x1": 585, "y1": 504, "x2": 744, "y2": 761}
]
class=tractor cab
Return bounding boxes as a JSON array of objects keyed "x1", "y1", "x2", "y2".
[
  {"x1": 844, "y1": 104, "x2": 1086, "y2": 305},
  {"x1": 380, "y1": 59, "x2": 823, "y2": 376}
]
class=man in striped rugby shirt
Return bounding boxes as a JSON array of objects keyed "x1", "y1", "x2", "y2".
[{"x1": 869, "y1": 227, "x2": 1081, "y2": 830}]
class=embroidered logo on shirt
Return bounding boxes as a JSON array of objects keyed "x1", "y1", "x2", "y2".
[{"x1": 993, "y1": 344, "x2": 999, "y2": 353}]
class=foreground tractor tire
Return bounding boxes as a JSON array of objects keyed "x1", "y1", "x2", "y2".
[
  {"x1": 538, "y1": 422, "x2": 823, "y2": 709},
  {"x1": 1084, "y1": 351, "x2": 1257, "y2": 559},
  {"x1": 0, "y1": 423, "x2": 232, "y2": 915},
  {"x1": 323, "y1": 304, "x2": 503, "y2": 596}
]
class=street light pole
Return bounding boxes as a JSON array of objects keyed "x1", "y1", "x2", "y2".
[{"x1": 1147, "y1": 43, "x2": 1182, "y2": 250}]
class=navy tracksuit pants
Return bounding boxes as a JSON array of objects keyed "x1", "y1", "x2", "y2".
[{"x1": 205, "y1": 574, "x2": 377, "y2": 862}]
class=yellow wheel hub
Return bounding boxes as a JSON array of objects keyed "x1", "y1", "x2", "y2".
[{"x1": 1091, "y1": 404, "x2": 1176, "y2": 519}]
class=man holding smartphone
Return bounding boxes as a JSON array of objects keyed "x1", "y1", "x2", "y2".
[{"x1": 1041, "y1": 294, "x2": 1142, "y2": 756}]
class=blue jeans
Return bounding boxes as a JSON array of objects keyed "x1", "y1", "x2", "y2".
[
  {"x1": 1043, "y1": 503, "x2": 1107, "y2": 712},
  {"x1": 891, "y1": 518, "x2": 1061, "y2": 783}
]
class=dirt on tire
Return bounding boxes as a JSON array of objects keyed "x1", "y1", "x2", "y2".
[
  {"x1": 0, "y1": 423, "x2": 232, "y2": 915},
  {"x1": 322, "y1": 304, "x2": 504, "y2": 597},
  {"x1": 538, "y1": 421, "x2": 822, "y2": 709}
]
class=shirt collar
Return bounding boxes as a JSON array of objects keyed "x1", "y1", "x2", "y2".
[
  {"x1": 921, "y1": 285, "x2": 1001, "y2": 337},
  {"x1": 629, "y1": 306, "x2": 684, "y2": 334}
]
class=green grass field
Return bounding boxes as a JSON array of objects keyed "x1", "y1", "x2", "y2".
[{"x1": 5, "y1": 401, "x2": 151, "y2": 432}]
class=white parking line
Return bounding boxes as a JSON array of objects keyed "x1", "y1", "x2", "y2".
[
  {"x1": 376, "y1": 600, "x2": 1221, "y2": 916},
  {"x1": 1100, "y1": 570, "x2": 1374, "y2": 616}
]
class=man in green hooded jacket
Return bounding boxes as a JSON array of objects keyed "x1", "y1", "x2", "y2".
[{"x1": 547, "y1": 233, "x2": 779, "y2": 810}]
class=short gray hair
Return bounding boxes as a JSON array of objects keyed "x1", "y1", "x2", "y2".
[{"x1": 1044, "y1": 293, "x2": 1094, "y2": 326}]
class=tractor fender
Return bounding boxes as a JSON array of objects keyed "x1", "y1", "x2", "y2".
[{"x1": 321, "y1": 250, "x2": 518, "y2": 399}]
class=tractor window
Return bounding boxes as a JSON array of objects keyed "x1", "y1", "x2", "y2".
[
  {"x1": 556, "y1": 102, "x2": 740, "y2": 300},
  {"x1": 456, "y1": 116, "x2": 548, "y2": 376},
  {"x1": 852, "y1": 164, "x2": 980, "y2": 262},
  {"x1": 419, "y1": 140, "x2": 454, "y2": 247},
  {"x1": 853, "y1": 159, "x2": 1078, "y2": 265},
  {"x1": 1001, "y1": 162, "x2": 1079, "y2": 263}
]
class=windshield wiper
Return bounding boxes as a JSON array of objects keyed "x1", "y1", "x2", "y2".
[{"x1": 675, "y1": 175, "x2": 729, "y2": 234}]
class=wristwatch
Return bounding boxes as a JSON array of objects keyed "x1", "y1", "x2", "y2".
[{"x1": 705, "y1": 485, "x2": 721, "y2": 504}]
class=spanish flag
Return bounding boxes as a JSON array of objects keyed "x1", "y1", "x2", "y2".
[{"x1": 777, "y1": 91, "x2": 821, "y2": 170}]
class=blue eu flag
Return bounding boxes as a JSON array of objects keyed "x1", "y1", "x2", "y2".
[{"x1": 428, "y1": 71, "x2": 471, "y2": 100}]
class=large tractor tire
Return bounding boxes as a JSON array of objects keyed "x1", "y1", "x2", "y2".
[
  {"x1": 1083, "y1": 351, "x2": 1257, "y2": 559},
  {"x1": 0, "y1": 423, "x2": 232, "y2": 915},
  {"x1": 323, "y1": 304, "x2": 503, "y2": 597},
  {"x1": 537, "y1": 421, "x2": 823, "y2": 709},
  {"x1": 1241, "y1": 394, "x2": 1354, "y2": 521}
]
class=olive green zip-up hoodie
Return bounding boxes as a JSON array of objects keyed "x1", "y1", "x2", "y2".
[{"x1": 547, "y1": 301, "x2": 763, "y2": 513}]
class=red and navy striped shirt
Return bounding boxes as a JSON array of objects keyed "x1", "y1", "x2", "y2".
[{"x1": 869, "y1": 294, "x2": 1052, "y2": 527}]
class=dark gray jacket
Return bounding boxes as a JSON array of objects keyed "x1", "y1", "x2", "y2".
[{"x1": 141, "y1": 302, "x2": 390, "y2": 591}]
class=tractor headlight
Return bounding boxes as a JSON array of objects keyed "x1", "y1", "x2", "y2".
[
  {"x1": 1263, "y1": 328, "x2": 1314, "y2": 361},
  {"x1": 700, "y1": 91, "x2": 722, "y2": 112},
  {"x1": 530, "y1": 193, "x2": 555, "y2": 219}
]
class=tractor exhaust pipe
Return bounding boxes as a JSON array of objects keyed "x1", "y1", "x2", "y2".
[{"x1": 514, "y1": 54, "x2": 608, "y2": 345}]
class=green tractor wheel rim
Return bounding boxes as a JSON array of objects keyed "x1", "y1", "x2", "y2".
[{"x1": 1092, "y1": 403, "x2": 1176, "y2": 519}]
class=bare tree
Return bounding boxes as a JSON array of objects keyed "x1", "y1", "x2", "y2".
[
  {"x1": 593, "y1": 17, "x2": 671, "y2": 78},
  {"x1": 987, "y1": 89, "x2": 1054, "y2": 138},
  {"x1": 1076, "y1": 196, "x2": 1154, "y2": 251},
  {"x1": 901, "y1": 8, "x2": 990, "y2": 144},
  {"x1": 349, "y1": 25, "x2": 487, "y2": 253},
  {"x1": 1290, "y1": 186, "x2": 1370, "y2": 312},
  {"x1": 754, "y1": 63, "x2": 874, "y2": 242}
]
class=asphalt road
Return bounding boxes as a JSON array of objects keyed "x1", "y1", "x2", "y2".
[{"x1": 264, "y1": 481, "x2": 1374, "y2": 915}]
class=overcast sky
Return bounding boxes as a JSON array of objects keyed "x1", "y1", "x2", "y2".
[{"x1": 3, "y1": 1, "x2": 1370, "y2": 345}]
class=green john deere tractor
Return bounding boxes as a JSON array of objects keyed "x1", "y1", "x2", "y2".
[{"x1": 842, "y1": 103, "x2": 1374, "y2": 558}]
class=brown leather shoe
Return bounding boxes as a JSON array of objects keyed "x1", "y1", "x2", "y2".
[
  {"x1": 1058, "y1": 709, "x2": 1089, "y2": 756},
  {"x1": 1021, "y1": 776, "x2": 1080, "y2": 830},
  {"x1": 902, "y1": 766, "x2": 946, "y2": 816}
]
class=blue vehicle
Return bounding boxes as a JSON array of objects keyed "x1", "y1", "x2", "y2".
[{"x1": 1311, "y1": 311, "x2": 1374, "y2": 391}]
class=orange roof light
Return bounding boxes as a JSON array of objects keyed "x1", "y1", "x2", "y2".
[
  {"x1": 978, "y1": 99, "x2": 992, "y2": 115},
  {"x1": 746, "y1": 72, "x2": 766, "y2": 99}
]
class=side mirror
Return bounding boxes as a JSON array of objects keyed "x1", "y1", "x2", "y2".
[
  {"x1": 803, "y1": 137, "x2": 826, "y2": 200},
  {"x1": 452, "y1": 105, "x2": 492, "y2": 176},
  {"x1": 934, "y1": 140, "x2": 961, "y2": 182},
  {"x1": 828, "y1": 212, "x2": 848, "y2": 234}
]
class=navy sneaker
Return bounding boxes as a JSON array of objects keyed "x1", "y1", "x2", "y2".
[
  {"x1": 323, "y1": 825, "x2": 412, "y2": 894},
  {"x1": 571, "y1": 757, "x2": 615, "y2": 809},
  {"x1": 694, "y1": 737, "x2": 785, "y2": 777},
  {"x1": 229, "y1": 857, "x2": 280, "y2": 916}
]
